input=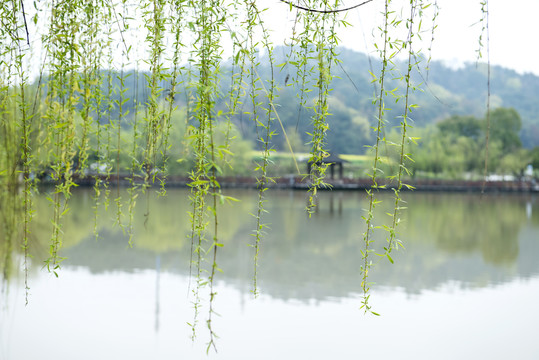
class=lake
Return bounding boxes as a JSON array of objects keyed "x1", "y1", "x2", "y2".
[{"x1": 1, "y1": 188, "x2": 538, "y2": 359}]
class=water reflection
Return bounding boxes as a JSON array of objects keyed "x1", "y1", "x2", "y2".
[
  {"x1": 2, "y1": 188, "x2": 539, "y2": 360},
  {"x1": 2, "y1": 188, "x2": 537, "y2": 301}
]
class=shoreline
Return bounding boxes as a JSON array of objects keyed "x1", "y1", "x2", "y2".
[{"x1": 67, "y1": 174, "x2": 539, "y2": 193}]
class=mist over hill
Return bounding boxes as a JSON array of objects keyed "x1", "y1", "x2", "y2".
[
  {"x1": 224, "y1": 46, "x2": 539, "y2": 153},
  {"x1": 63, "y1": 46, "x2": 539, "y2": 155},
  {"x1": 267, "y1": 46, "x2": 539, "y2": 152}
]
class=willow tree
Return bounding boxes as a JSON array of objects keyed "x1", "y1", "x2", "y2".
[{"x1": 0, "y1": 0, "x2": 491, "y2": 350}]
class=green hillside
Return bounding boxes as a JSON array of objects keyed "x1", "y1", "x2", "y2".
[
  {"x1": 275, "y1": 47, "x2": 539, "y2": 152},
  {"x1": 56, "y1": 46, "x2": 538, "y2": 154}
]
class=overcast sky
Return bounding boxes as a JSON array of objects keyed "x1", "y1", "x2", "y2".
[
  {"x1": 21, "y1": 0, "x2": 537, "y2": 79},
  {"x1": 264, "y1": 0, "x2": 539, "y2": 76}
]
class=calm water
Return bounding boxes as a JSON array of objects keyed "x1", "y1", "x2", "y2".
[{"x1": 1, "y1": 188, "x2": 538, "y2": 359}]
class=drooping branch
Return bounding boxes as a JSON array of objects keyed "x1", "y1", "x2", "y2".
[
  {"x1": 279, "y1": 0, "x2": 374, "y2": 14},
  {"x1": 480, "y1": 0, "x2": 491, "y2": 194}
]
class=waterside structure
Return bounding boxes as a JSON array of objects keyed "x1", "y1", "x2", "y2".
[{"x1": 70, "y1": 174, "x2": 539, "y2": 193}]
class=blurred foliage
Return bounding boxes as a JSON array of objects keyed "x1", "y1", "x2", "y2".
[
  {"x1": 4, "y1": 51, "x2": 538, "y2": 181},
  {"x1": 249, "y1": 48, "x2": 539, "y2": 151},
  {"x1": 13, "y1": 189, "x2": 535, "y2": 300},
  {"x1": 391, "y1": 107, "x2": 532, "y2": 179}
]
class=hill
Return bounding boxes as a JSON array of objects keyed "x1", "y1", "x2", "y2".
[
  {"x1": 39, "y1": 47, "x2": 539, "y2": 155},
  {"x1": 278, "y1": 47, "x2": 539, "y2": 152}
]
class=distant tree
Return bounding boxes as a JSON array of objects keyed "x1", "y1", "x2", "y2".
[
  {"x1": 283, "y1": 126, "x2": 309, "y2": 154},
  {"x1": 498, "y1": 149, "x2": 530, "y2": 176},
  {"x1": 436, "y1": 115, "x2": 482, "y2": 140},
  {"x1": 530, "y1": 147, "x2": 539, "y2": 169},
  {"x1": 487, "y1": 107, "x2": 522, "y2": 153}
]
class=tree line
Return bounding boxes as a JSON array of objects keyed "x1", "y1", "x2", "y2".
[{"x1": 3, "y1": 64, "x2": 537, "y2": 181}]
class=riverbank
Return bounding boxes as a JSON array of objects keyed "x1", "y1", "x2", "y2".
[{"x1": 70, "y1": 174, "x2": 539, "y2": 193}]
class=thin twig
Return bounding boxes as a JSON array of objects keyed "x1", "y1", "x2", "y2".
[
  {"x1": 279, "y1": 0, "x2": 374, "y2": 14},
  {"x1": 480, "y1": 1, "x2": 491, "y2": 194},
  {"x1": 19, "y1": 0, "x2": 30, "y2": 45}
]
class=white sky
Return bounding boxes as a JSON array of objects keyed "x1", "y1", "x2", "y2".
[
  {"x1": 18, "y1": 0, "x2": 537, "y2": 79},
  {"x1": 263, "y1": 0, "x2": 539, "y2": 76}
]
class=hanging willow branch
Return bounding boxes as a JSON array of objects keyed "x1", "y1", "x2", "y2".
[
  {"x1": 305, "y1": 0, "x2": 338, "y2": 215},
  {"x1": 479, "y1": 0, "x2": 491, "y2": 194},
  {"x1": 361, "y1": 0, "x2": 392, "y2": 315},
  {"x1": 385, "y1": 0, "x2": 419, "y2": 261}
]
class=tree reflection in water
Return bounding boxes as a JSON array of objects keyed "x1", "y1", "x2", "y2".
[{"x1": 1, "y1": 188, "x2": 538, "y2": 301}]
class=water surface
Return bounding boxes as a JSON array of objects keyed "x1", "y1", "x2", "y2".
[{"x1": 1, "y1": 189, "x2": 538, "y2": 359}]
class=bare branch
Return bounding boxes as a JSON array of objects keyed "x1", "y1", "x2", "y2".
[
  {"x1": 279, "y1": 0, "x2": 375, "y2": 14},
  {"x1": 19, "y1": 0, "x2": 30, "y2": 45}
]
